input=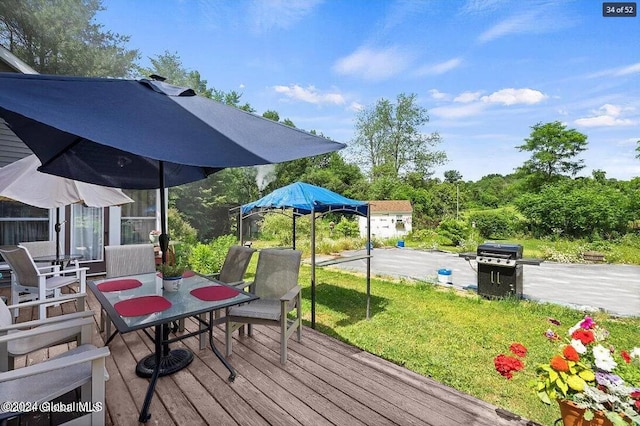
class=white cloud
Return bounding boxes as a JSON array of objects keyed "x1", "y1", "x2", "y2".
[
  {"x1": 415, "y1": 57, "x2": 463, "y2": 76},
  {"x1": 461, "y1": 0, "x2": 508, "y2": 14},
  {"x1": 574, "y1": 103, "x2": 636, "y2": 127},
  {"x1": 333, "y1": 46, "x2": 412, "y2": 81},
  {"x1": 478, "y1": 14, "x2": 532, "y2": 43},
  {"x1": 589, "y1": 62, "x2": 640, "y2": 78},
  {"x1": 477, "y1": 4, "x2": 577, "y2": 43},
  {"x1": 454, "y1": 91, "x2": 483, "y2": 103},
  {"x1": 349, "y1": 102, "x2": 364, "y2": 112},
  {"x1": 273, "y1": 84, "x2": 346, "y2": 105},
  {"x1": 431, "y1": 103, "x2": 487, "y2": 119},
  {"x1": 248, "y1": 0, "x2": 322, "y2": 32},
  {"x1": 429, "y1": 89, "x2": 449, "y2": 100},
  {"x1": 481, "y1": 88, "x2": 547, "y2": 105}
]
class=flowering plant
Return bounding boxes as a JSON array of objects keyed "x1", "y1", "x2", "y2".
[{"x1": 494, "y1": 316, "x2": 640, "y2": 425}]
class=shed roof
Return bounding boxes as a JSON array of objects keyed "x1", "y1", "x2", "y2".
[{"x1": 368, "y1": 200, "x2": 412, "y2": 213}]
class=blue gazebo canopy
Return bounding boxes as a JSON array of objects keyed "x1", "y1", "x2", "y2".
[
  {"x1": 239, "y1": 181, "x2": 371, "y2": 329},
  {"x1": 241, "y1": 182, "x2": 368, "y2": 216}
]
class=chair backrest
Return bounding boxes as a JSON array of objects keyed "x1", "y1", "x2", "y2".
[
  {"x1": 0, "y1": 297, "x2": 11, "y2": 328},
  {"x1": 0, "y1": 246, "x2": 39, "y2": 288},
  {"x1": 18, "y1": 241, "x2": 57, "y2": 259},
  {"x1": 218, "y1": 246, "x2": 257, "y2": 284},
  {"x1": 105, "y1": 244, "x2": 156, "y2": 278},
  {"x1": 253, "y1": 249, "x2": 302, "y2": 300}
]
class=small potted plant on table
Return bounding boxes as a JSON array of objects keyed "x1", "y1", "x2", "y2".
[{"x1": 158, "y1": 263, "x2": 186, "y2": 292}]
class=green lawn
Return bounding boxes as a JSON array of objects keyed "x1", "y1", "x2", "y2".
[{"x1": 244, "y1": 261, "x2": 640, "y2": 426}]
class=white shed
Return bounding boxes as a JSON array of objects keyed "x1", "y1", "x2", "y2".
[{"x1": 359, "y1": 200, "x2": 412, "y2": 239}]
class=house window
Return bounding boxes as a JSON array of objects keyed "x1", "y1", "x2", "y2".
[
  {"x1": 71, "y1": 204, "x2": 104, "y2": 261},
  {"x1": 120, "y1": 190, "x2": 156, "y2": 244},
  {"x1": 0, "y1": 200, "x2": 48, "y2": 245}
]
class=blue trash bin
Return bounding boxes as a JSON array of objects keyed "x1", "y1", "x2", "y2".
[
  {"x1": 397, "y1": 240, "x2": 405, "y2": 248},
  {"x1": 437, "y1": 268, "x2": 452, "y2": 284}
]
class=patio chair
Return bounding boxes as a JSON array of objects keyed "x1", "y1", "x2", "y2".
[
  {"x1": 0, "y1": 293, "x2": 94, "y2": 372},
  {"x1": 101, "y1": 244, "x2": 156, "y2": 336},
  {"x1": 0, "y1": 246, "x2": 88, "y2": 319},
  {"x1": 0, "y1": 324, "x2": 109, "y2": 425},
  {"x1": 225, "y1": 249, "x2": 302, "y2": 364},
  {"x1": 211, "y1": 245, "x2": 257, "y2": 290},
  {"x1": 18, "y1": 240, "x2": 60, "y2": 265}
]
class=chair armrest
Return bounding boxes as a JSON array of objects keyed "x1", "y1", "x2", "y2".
[
  {"x1": 0, "y1": 317, "x2": 94, "y2": 343},
  {"x1": 228, "y1": 280, "x2": 247, "y2": 290},
  {"x1": 6, "y1": 293, "x2": 86, "y2": 310},
  {"x1": 0, "y1": 310, "x2": 95, "y2": 333},
  {"x1": 0, "y1": 346, "x2": 110, "y2": 382},
  {"x1": 39, "y1": 266, "x2": 89, "y2": 277},
  {"x1": 37, "y1": 265, "x2": 60, "y2": 273},
  {"x1": 280, "y1": 285, "x2": 301, "y2": 302}
]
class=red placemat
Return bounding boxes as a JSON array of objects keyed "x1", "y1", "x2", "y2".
[
  {"x1": 190, "y1": 286, "x2": 239, "y2": 301},
  {"x1": 97, "y1": 279, "x2": 142, "y2": 292},
  {"x1": 114, "y1": 296, "x2": 171, "y2": 317}
]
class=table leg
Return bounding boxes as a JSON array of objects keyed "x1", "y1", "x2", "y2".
[
  {"x1": 208, "y1": 312, "x2": 236, "y2": 381},
  {"x1": 139, "y1": 325, "x2": 162, "y2": 423}
]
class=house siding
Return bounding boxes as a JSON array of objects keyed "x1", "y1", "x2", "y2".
[{"x1": 358, "y1": 200, "x2": 413, "y2": 239}]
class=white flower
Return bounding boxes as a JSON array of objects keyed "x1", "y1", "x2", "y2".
[
  {"x1": 630, "y1": 347, "x2": 640, "y2": 359},
  {"x1": 592, "y1": 344, "x2": 617, "y2": 372},
  {"x1": 571, "y1": 339, "x2": 587, "y2": 354},
  {"x1": 568, "y1": 322, "x2": 581, "y2": 336}
]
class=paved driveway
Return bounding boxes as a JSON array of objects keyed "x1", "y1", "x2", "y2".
[{"x1": 327, "y1": 248, "x2": 640, "y2": 317}]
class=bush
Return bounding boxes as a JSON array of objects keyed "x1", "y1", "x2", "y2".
[
  {"x1": 468, "y1": 210, "x2": 520, "y2": 239},
  {"x1": 436, "y1": 219, "x2": 470, "y2": 246},
  {"x1": 168, "y1": 207, "x2": 198, "y2": 245},
  {"x1": 187, "y1": 234, "x2": 236, "y2": 274},
  {"x1": 333, "y1": 216, "x2": 359, "y2": 238}
]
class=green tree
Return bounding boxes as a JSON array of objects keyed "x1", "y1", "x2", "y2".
[
  {"x1": 0, "y1": 0, "x2": 138, "y2": 77},
  {"x1": 351, "y1": 93, "x2": 445, "y2": 179},
  {"x1": 514, "y1": 180, "x2": 631, "y2": 239},
  {"x1": 516, "y1": 121, "x2": 588, "y2": 188},
  {"x1": 443, "y1": 170, "x2": 462, "y2": 183},
  {"x1": 136, "y1": 51, "x2": 213, "y2": 97}
]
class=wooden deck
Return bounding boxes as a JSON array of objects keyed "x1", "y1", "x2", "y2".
[{"x1": 5, "y1": 287, "x2": 537, "y2": 426}]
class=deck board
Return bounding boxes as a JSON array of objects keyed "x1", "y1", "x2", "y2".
[{"x1": 3, "y1": 287, "x2": 537, "y2": 426}]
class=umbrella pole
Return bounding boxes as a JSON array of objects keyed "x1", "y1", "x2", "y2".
[
  {"x1": 311, "y1": 208, "x2": 316, "y2": 329},
  {"x1": 55, "y1": 207, "x2": 61, "y2": 260},
  {"x1": 158, "y1": 161, "x2": 169, "y2": 264}
]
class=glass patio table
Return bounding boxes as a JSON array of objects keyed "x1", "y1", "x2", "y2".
[{"x1": 88, "y1": 271, "x2": 257, "y2": 423}]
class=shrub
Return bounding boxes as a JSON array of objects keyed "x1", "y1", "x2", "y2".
[
  {"x1": 187, "y1": 234, "x2": 236, "y2": 274},
  {"x1": 436, "y1": 219, "x2": 470, "y2": 246},
  {"x1": 468, "y1": 210, "x2": 520, "y2": 239},
  {"x1": 333, "y1": 216, "x2": 360, "y2": 238},
  {"x1": 168, "y1": 207, "x2": 198, "y2": 245}
]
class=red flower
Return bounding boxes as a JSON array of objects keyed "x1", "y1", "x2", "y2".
[
  {"x1": 631, "y1": 390, "x2": 640, "y2": 399},
  {"x1": 494, "y1": 354, "x2": 524, "y2": 379},
  {"x1": 509, "y1": 343, "x2": 528, "y2": 358},
  {"x1": 550, "y1": 355, "x2": 570, "y2": 372},
  {"x1": 571, "y1": 329, "x2": 595, "y2": 345},
  {"x1": 563, "y1": 345, "x2": 580, "y2": 362},
  {"x1": 621, "y1": 350, "x2": 632, "y2": 363}
]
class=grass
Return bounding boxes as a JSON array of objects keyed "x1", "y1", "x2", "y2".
[{"x1": 242, "y1": 255, "x2": 640, "y2": 426}]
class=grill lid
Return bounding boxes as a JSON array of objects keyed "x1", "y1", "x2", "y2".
[{"x1": 477, "y1": 242, "x2": 523, "y2": 259}]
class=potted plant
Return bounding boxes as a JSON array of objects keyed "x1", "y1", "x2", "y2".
[
  {"x1": 158, "y1": 263, "x2": 186, "y2": 292},
  {"x1": 494, "y1": 316, "x2": 640, "y2": 426},
  {"x1": 149, "y1": 229, "x2": 161, "y2": 245}
]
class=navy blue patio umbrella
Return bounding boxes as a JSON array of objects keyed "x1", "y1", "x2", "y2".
[
  {"x1": 0, "y1": 73, "x2": 345, "y2": 261},
  {"x1": 0, "y1": 72, "x2": 345, "y2": 422}
]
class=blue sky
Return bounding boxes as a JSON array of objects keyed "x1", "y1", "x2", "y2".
[{"x1": 96, "y1": 0, "x2": 640, "y2": 181}]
